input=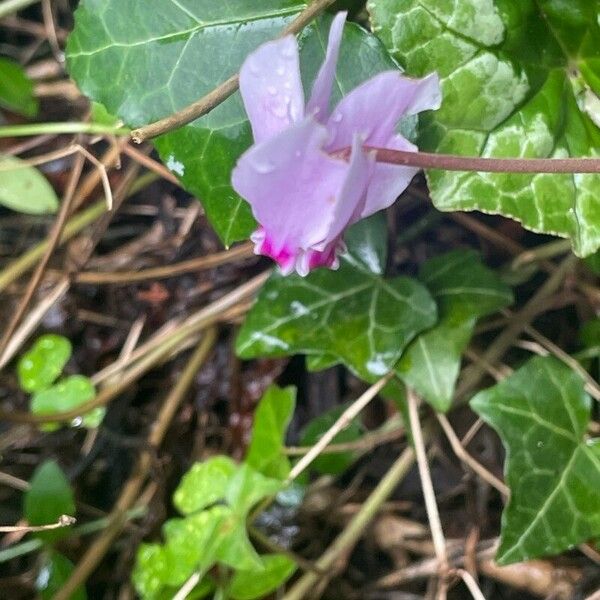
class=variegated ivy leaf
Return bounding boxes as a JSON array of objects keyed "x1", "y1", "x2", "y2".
[
  {"x1": 471, "y1": 356, "x2": 600, "y2": 564},
  {"x1": 236, "y1": 256, "x2": 437, "y2": 382},
  {"x1": 369, "y1": 0, "x2": 600, "y2": 256}
]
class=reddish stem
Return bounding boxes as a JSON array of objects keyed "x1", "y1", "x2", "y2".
[{"x1": 335, "y1": 146, "x2": 600, "y2": 174}]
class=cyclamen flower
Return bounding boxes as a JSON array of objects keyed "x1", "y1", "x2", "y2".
[{"x1": 232, "y1": 12, "x2": 441, "y2": 276}]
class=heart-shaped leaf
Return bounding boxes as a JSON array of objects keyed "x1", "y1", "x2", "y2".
[
  {"x1": 236, "y1": 257, "x2": 437, "y2": 381},
  {"x1": 30, "y1": 375, "x2": 100, "y2": 431},
  {"x1": 369, "y1": 0, "x2": 600, "y2": 256},
  {"x1": 471, "y1": 356, "x2": 600, "y2": 564}
]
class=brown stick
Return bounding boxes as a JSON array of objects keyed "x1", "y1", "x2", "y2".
[
  {"x1": 131, "y1": 0, "x2": 337, "y2": 142},
  {"x1": 0, "y1": 271, "x2": 267, "y2": 424},
  {"x1": 0, "y1": 154, "x2": 84, "y2": 358},
  {"x1": 52, "y1": 330, "x2": 217, "y2": 600},
  {"x1": 75, "y1": 242, "x2": 254, "y2": 284}
]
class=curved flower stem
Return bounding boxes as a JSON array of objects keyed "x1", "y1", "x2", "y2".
[
  {"x1": 364, "y1": 146, "x2": 600, "y2": 174},
  {"x1": 131, "y1": 0, "x2": 337, "y2": 143}
]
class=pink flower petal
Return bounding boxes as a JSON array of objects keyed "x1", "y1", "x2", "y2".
[
  {"x1": 232, "y1": 117, "x2": 347, "y2": 258},
  {"x1": 325, "y1": 71, "x2": 441, "y2": 151},
  {"x1": 305, "y1": 12, "x2": 347, "y2": 121},
  {"x1": 322, "y1": 133, "x2": 375, "y2": 243},
  {"x1": 239, "y1": 35, "x2": 305, "y2": 144},
  {"x1": 360, "y1": 134, "x2": 419, "y2": 218}
]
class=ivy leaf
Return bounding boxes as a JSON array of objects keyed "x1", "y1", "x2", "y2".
[
  {"x1": 245, "y1": 385, "x2": 296, "y2": 480},
  {"x1": 173, "y1": 456, "x2": 237, "y2": 515},
  {"x1": 225, "y1": 463, "x2": 283, "y2": 517},
  {"x1": 0, "y1": 156, "x2": 58, "y2": 215},
  {"x1": 18, "y1": 334, "x2": 72, "y2": 393},
  {"x1": 0, "y1": 57, "x2": 38, "y2": 117},
  {"x1": 236, "y1": 257, "x2": 437, "y2": 381},
  {"x1": 67, "y1": 7, "x2": 403, "y2": 245},
  {"x1": 344, "y1": 213, "x2": 388, "y2": 275},
  {"x1": 397, "y1": 250, "x2": 513, "y2": 412},
  {"x1": 228, "y1": 554, "x2": 297, "y2": 600},
  {"x1": 133, "y1": 541, "x2": 215, "y2": 600},
  {"x1": 471, "y1": 356, "x2": 600, "y2": 564},
  {"x1": 24, "y1": 460, "x2": 75, "y2": 543},
  {"x1": 369, "y1": 0, "x2": 600, "y2": 257},
  {"x1": 306, "y1": 354, "x2": 340, "y2": 372},
  {"x1": 160, "y1": 508, "x2": 228, "y2": 586},
  {"x1": 300, "y1": 403, "x2": 363, "y2": 475}
]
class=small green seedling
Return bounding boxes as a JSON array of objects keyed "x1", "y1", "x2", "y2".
[{"x1": 17, "y1": 334, "x2": 102, "y2": 430}]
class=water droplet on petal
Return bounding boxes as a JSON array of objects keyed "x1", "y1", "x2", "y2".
[
  {"x1": 252, "y1": 158, "x2": 276, "y2": 174},
  {"x1": 271, "y1": 104, "x2": 287, "y2": 119},
  {"x1": 267, "y1": 85, "x2": 278, "y2": 96},
  {"x1": 248, "y1": 61, "x2": 260, "y2": 75},
  {"x1": 332, "y1": 112, "x2": 343, "y2": 123},
  {"x1": 283, "y1": 81, "x2": 292, "y2": 90},
  {"x1": 295, "y1": 150, "x2": 302, "y2": 158},
  {"x1": 281, "y1": 45, "x2": 295, "y2": 59},
  {"x1": 276, "y1": 65, "x2": 285, "y2": 76}
]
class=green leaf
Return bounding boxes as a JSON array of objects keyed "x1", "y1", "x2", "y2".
[
  {"x1": 471, "y1": 356, "x2": 600, "y2": 564},
  {"x1": 0, "y1": 57, "x2": 38, "y2": 117},
  {"x1": 305, "y1": 354, "x2": 339, "y2": 372},
  {"x1": 174, "y1": 457, "x2": 280, "y2": 516},
  {"x1": 37, "y1": 551, "x2": 86, "y2": 600},
  {"x1": 173, "y1": 456, "x2": 237, "y2": 515},
  {"x1": 18, "y1": 334, "x2": 72, "y2": 393},
  {"x1": 24, "y1": 460, "x2": 75, "y2": 543},
  {"x1": 161, "y1": 507, "x2": 227, "y2": 586},
  {"x1": 245, "y1": 385, "x2": 296, "y2": 480},
  {"x1": 67, "y1": 7, "x2": 403, "y2": 245},
  {"x1": 229, "y1": 554, "x2": 297, "y2": 600},
  {"x1": 369, "y1": 0, "x2": 600, "y2": 257},
  {"x1": 90, "y1": 102, "x2": 120, "y2": 127},
  {"x1": 133, "y1": 505, "x2": 257, "y2": 595},
  {"x1": 237, "y1": 257, "x2": 437, "y2": 381},
  {"x1": 225, "y1": 463, "x2": 282, "y2": 517},
  {"x1": 396, "y1": 250, "x2": 513, "y2": 411},
  {"x1": 343, "y1": 212, "x2": 388, "y2": 275},
  {"x1": 300, "y1": 403, "x2": 363, "y2": 475},
  {"x1": 133, "y1": 539, "x2": 216, "y2": 600},
  {"x1": 214, "y1": 510, "x2": 264, "y2": 571},
  {"x1": 0, "y1": 155, "x2": 58, "y2": 215},
  {"x1": 66, "y1": 0, "x2": 306, "y2": 245},
  {"x1": 30, "y1": 375, "x2": 101, "y2": 432}
]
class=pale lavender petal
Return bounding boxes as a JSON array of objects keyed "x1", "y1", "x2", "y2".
[
  {"x1": 325, "y1": 72, "x2": 441, "y2": 151},
  {"x1": 232, "y1": 117, "x2": 348, "y2": 259},
  {"x1": 239, "y1": 35, "x2": 305, "y2": 143},
  {"x1": 305, "y1": 11, "x2": 347, "y2": 121},
  {"x1": 360, "y1": 134, "x2": 418, "y2": 218},
  {"x1": 320, "y1": 133, "x2": 375, "y2": 244}
]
